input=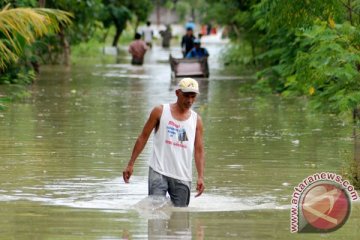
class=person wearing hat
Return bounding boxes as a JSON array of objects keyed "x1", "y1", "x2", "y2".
[
  {"x1": 186, "y1": 39, "x2": 209, "y2": 59},
  {"x1": 123, "y1": 78, "x2": 205, "y2": 207}
]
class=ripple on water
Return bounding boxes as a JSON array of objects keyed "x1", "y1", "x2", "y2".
[{"x1": 0, "y1": 176, "x2": 287, "y2": 213}]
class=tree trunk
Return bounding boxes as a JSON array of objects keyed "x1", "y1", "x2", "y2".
[
  {"x1": 353, "y1": 128, "x2": 360, "y2": 185},
  {"x1": 112, "y1": 27, "x2": 123, "y2": 47},
  {"x1": 191, "y1": 8, "x2": 196, "y2": 22},
  {"x1": 102, "y1": 28, "x2": 110, "y2": 43},
  {"x1": 251, "y1": 39, "x2": 257, "y2": 66},
  {"x1": 59, "y1": 27, "x2": 70, "y2": 66},
  {"x1": 353, "y1": 108, "x2": 360, "y2": 186},
  {"x1": 353, "y1": 107, "x2": 360, "y2": 122},
  {"x1": 39, "y1": 0, "x2": 46, "y2": 7},
  {"x1": 348, "y1": 0, "x2": 353, "y2": 25},
  {"x1": 231, "y1": 24, "x2": 241, "y2": 38},
  {"x1": 156, "y1": 0, "x2": 160, "y2": 25},
  {"x1": 134, "y1": 19, "x2": 139, "y2": 36}
]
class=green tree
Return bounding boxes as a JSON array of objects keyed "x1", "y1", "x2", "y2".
[
  {"x1": 40, "y1": 0, "x2": 103, "y2": 65},
  {"x1": 174, "y1": 1, "x2": 190, "y2": 22},
  {"x1": 204, "y1": 0, "x2": 360, "y2": 186},
  {"x1": 208, "y1": 0, "x2": 360, "y2": 116},
  {"x1": 254, "y1": 0, "x2": 360, "y2": 115},
  {"x1": 0, "y1": 0, "x2": 37, "y2": 8},
  {"x1": 45, "y1": 0, "x2": 104, "y2": 43},
  {"x1": 102, "y1": 0, "x2": 152, "y2": 47}
]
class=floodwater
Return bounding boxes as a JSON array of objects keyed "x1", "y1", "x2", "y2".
[{"x1": 0, "y1": 37, "x2": 359, "y2": 239}]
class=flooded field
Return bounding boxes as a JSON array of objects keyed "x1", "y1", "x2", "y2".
[{"x1": 0, "y1": 39, "x2": 359, "y2": 239}]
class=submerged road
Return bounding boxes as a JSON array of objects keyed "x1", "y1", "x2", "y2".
[{"x1": 0, "y1": 36, "x2": 359, "y2": 239}]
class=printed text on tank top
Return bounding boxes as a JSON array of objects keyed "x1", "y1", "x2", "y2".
[{"x1": 149, "y1": 104, "x2": 197, "y2": 181}]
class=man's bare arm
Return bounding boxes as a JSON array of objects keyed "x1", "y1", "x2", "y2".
[
  {"x1": 194, "y1": 115, "x2": 205, "y2": 197},
  {"x1": 123, "y1": 105, "x2": 162, "y2": 183}
]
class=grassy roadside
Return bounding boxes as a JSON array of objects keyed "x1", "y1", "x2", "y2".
[{"x1": 71, "y1": 25, "x2": 135, "y2": 65}]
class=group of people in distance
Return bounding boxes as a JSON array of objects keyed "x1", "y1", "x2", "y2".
[
  {"x1": 181, "y1": 27, "x2": 209, "y2": 59},
  {"x1": 128, "y1": 21, "x2": 209, "y2": 66}
]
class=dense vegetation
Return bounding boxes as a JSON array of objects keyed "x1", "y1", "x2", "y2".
[
  {"x1": 0, "y1": 0, "x2": 152, "y2": 83},
  {"x1": 0, "y1": 1, "x2": 69, "y2": 87},
  {"x1": 201, "y1": 0, "x2": 360, "y2": 187},
  {"x1": 2, "y1": 0, "x2": 360, "y2": 119},
  {"x1": 0, "y1": 0, "x2": 153, "y2": 108},
  {"x1": 203, "y1": 0, "x2": 360, "y2": 119},
  {"x1": 0, "y1": 1, "x2": 72, "y2": 108}
]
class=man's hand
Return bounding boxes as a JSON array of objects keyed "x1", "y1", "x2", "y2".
[
  {"x1": 123, "y1": 165, "x2": 133, "y2": 183},
  {"x1": 195, "y1": 178, "x2": 205, "y2": 197}
]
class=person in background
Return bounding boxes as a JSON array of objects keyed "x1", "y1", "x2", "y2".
[
  {"x1": 159, "y1": 24, "x2": 172, "y2": 48},
  {"x1": 128, "y1": 33, "x2": 148, "y2": 65},
  {"x1": 201, "y1": 25, "x2": 207, "y2": 36},
  {"x1": 186, "y1": 39, "x2": 209, "y2": 59},
  {"x1": 142, "y1": 21, "x2": 153, "y2": 48},
  {"x1": 211, "y1": 25, "x2": 217, "y2": 35},
  {"x1": 185, "y1": 19, "x2": 196, "y2": 31},
  {"x1": 207, "y1": 24, "x2": 212, "y2": 35},
  {"x1": 181, "y1": 27, "x2": 195, "y2": 58}
]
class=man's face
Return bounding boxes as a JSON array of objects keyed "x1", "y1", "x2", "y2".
[
  {"x1": 176, "y1": 90, "x2": 197, "y2": 109},
  {"x1": 194, "y1": 43, "x2": 200, "y2": 49}
]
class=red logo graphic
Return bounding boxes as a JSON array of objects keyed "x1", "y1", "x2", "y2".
[{"x1": 301, "y1": 183, "x2": 350, "y2": 231}]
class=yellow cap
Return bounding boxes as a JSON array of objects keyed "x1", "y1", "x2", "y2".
[{"x1": 177, "y1": 78, "x2": 199, "y2": 94}]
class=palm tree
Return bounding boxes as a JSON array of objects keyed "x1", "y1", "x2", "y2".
[{"x1": 0, "y1": 4, "x2": 72, "y2": 70}]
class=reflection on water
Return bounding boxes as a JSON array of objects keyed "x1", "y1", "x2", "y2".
[
  {"x1": 0, "y1": 39, "x2": 359, "y2": 239},
  {"x1": 134, "y1": 197, "x2": 194, "y2": 240},
  {"x1": 148, "y1": 212, "x2": 192, "y2": 240}
]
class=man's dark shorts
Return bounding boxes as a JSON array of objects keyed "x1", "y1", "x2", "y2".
[
  {"x1": 148, "y1": 167, "x2": 191, "y2": 207},
  {"x1": 131, "y1": 58, "x2": 144, "y2": 65}
]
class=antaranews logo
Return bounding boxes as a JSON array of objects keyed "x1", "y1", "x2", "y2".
[{"x1": 290, "y1": 172, "x2": 359, "y2": 233}]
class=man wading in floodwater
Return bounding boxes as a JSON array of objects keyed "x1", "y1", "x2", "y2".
[{"x1": 123, "y1": 78, "x2": 205, "y2": 207}]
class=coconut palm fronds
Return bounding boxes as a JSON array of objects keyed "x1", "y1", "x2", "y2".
[{"x1": 0, "y1": 4, "x2": 73, "y2": 70}]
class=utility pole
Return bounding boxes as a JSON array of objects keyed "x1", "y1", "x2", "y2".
[{"x1": 156, "y1": 0, "x2": 160, "y2": 25}]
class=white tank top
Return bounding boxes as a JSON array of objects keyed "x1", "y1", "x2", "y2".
[{"x1": 149, "y1": 104, "x2": 197, "y2": 181}]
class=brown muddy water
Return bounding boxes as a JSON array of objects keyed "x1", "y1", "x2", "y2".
[{"x1": 0, "y1": 39, "x2": 359, "y2": 239}]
